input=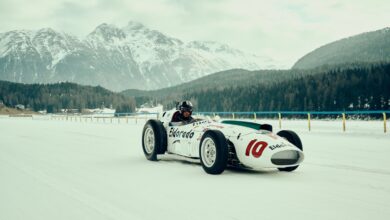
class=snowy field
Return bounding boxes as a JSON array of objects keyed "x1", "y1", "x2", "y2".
[{"x1": 1, "y1": 116, "x2": 390, "y2": 220}]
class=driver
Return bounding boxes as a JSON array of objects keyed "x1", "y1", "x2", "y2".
[{"x1": 172, "y1": 101, "x2": 195, "y2": 124}]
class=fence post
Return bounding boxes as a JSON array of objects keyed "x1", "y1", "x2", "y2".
[
  {"x1": 308, "y1": 113, "x2": 311, "y2": 131},
  {"x1": 254, "y1": 112, "x2": 256, "y2": 122},
  {"x1": 342, "y1": 113, "x2": 346, "y2": 132},
  {"x1": 384, "y1": 112, "x2": 387, "y2": 133},
  {"x1": 232, "y1": 113, "x2": 235, "y2": 119},
  {"x1": 278, "y1": 113, "x2": 282, "y2": 129}
]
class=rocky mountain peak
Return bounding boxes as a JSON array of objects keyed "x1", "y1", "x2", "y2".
[
  {"x1": 36, "y1": 28, "x2": 57, "y2": 36},
  {"x1": 186, "y1": 41, "x2": 241, "y2": 55},
  {"x1": 123, "y1": 21, "x2": 182, "y2": 46},
  {"x1": 88, "y1": 23, "x2": 126, "y2": 43}
]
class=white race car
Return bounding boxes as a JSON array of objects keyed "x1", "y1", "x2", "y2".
[{"x1": 142, "y1": 109, "x2": 304, "y2": 174}]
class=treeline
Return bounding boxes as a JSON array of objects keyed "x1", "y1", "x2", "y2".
[
  {"x1": 121, "y1": 68, "x2": 313, "y2": 99},
  {"x1": 2, "y1": 62, "x2": 389, "y2": 114},
  {"x1": 0, "y1": 81, "x2": 136, "y2": 113},
  {"x1": 183, "y1": 62, "x2": 390, "y2": 112},
  {"x1": 123, "y1": 62, "x2": 390, "y2": 111}
]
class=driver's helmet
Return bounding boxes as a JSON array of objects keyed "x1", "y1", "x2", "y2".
[{"x1": 179, "y1": 100, "x2": 193, "y2": 114}]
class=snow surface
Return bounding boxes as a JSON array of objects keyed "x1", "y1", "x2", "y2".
[{"x1": 1, "y1": 116, "x2": 389, "y2": 220}]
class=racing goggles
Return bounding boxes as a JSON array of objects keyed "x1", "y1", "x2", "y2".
[{"x1": 181, "y1": 107, "x2": 192, "y2": 113}]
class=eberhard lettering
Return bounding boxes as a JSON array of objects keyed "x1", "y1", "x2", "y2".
[
  {"x1": 269, "y1": 143, "x2": 287, "y2": 150},
  {"x1": 192, "y1": 120, "x2": 208, "y2": 126}
]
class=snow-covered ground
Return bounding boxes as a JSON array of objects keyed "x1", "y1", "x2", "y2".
[{"x1": 1, "y1": 116, "x2": 389, "y2": 220}]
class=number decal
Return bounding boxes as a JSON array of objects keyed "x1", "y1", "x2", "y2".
[
  {"x1": 245, "y1": 139, "x2": 257, "y2": 156},
  {"x1": 246, "y1": 139, "x2": 268, "y2": 158},
  {"x1": 251, "y1": 141, "x2": 268, "y2": 158}
]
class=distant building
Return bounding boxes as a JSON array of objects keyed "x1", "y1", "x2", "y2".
[
  {"x1": 38, "y1": 110, "x2": 47, "y2": 114},
  {"x1": 83, "y1": 107, "x2": 116, "y2": 116},
  {"x1": 136, "y1": 103, "x2": 163, "y2": 113},
  {"x1": 15, "y1": 104, "x2": 25, "y2": 110},
  {"x1": 63, "y1": 109, "x2": 80, "y2": 114}
]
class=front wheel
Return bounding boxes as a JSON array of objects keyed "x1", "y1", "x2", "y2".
[
  {"x1": 142, "y1": 119, "x2": 167, "y2": 161},
  {"x1": 199, "y1": 130, "x2": 229, "y2": 174},
  {"x1": 277, "y1": 130, "x2": 303, "y2": 172}
]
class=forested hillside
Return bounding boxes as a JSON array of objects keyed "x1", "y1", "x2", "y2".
[
  {"x1": 124, "y1": 62, "x2": 389, "y2": 112},
  {"x1": 1, "y1": 62, "x2": 389, "y2": 113},
  {"x1": 185, "y1": 62, "x2": 390, "y2": 112},
  {"x1": 0, "y1": 81, "x2": 135, "y2": 113},
  {"x1": 292, "y1": 27, "x2": 390, "y2": 69},
  {"x1": 122, "y1": 68, "x2": 318, "y2": 101}
]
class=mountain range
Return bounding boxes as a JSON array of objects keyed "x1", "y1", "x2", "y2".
[
  {"x1": 2, "y1": 25, "x2": 390, "y2": 113},
  {"x1": 120, "y1": 26, "x2": 390, "y2": 110},
  {"x1": 0, "y1": 21, "x2": 275, "y2": 91}
]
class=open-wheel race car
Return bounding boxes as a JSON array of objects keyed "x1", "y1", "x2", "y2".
[{"x1": 142, "y1": 109, "x2": 304, "y2": 174}]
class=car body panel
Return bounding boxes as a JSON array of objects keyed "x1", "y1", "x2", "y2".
[{"x1": 159, "y1": 110, "x2": 304, "y2": 170}]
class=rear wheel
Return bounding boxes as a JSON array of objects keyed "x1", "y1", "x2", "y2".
[
  {"x1": 199, "y1": 130, "x2": 229, "y2": 174},
  {"x1": 276, "y1": 130, "x2": 303, "y2": 172},
  {"x1": 142, "y1": 119, "x2": 167, "y2": 161}
]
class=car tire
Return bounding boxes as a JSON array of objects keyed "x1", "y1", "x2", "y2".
[
  {"x1": 142, "y1": 119, "x2": 167, "y2": 161},
  {"x1": 276, "y1": 130, "x2": 303, "y2": 172},
  {"x1": 199, "y1": 130, "x2": 229, "y2": 174}
]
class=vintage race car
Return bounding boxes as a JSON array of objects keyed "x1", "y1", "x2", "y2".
[{"x1": 142, "y1": 109, "x2": 304, "y2": 174}]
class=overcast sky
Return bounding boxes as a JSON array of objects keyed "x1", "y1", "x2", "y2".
[{"x1": 0, "y1": 0, "x2": 389, "y2": 67}]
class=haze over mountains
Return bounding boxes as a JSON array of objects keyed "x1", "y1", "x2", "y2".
[{"x1": 0, "y1": 21, "x2": 276, "y2": 91}]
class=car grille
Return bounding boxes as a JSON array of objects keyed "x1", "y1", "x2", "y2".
[{"x1": 271, "y1": 150, "x2": 301, "y2": 166}]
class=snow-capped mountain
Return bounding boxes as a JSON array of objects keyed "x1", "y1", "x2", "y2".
[{"x1": 0, "y1": 21, "x2": 276, "y2": 91}]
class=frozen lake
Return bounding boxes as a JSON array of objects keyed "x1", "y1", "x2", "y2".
[{"x1": 1, "y1": 116, "x2": 390, "y2": 220}]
